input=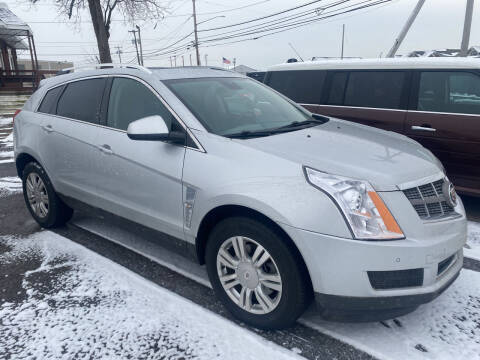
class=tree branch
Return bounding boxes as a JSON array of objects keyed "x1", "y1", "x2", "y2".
[{"x1": 68, "y1": 0, "x2": 76, "y2": 18}]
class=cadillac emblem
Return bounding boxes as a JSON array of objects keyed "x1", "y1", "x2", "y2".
[{"x1": 443, "y1": 180, "x2": 458, "y2": 208}]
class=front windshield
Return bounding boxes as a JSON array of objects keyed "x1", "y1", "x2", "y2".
[{"x1": 165, "y1": 77, "x2": 316, "y2": 137}]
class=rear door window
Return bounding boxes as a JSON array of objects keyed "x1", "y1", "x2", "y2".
[
  {"x1": 106, "y1": 77, "x2": 180, "y2": 132},
  {"x1": 343, "y1": 71, "x2": 406, "y2": 109},
  {"x1": 418, "y1": 71, "x2": 480, "y2": 115},
  {"x1": 267, "y1": 70, "x2": 326, "y2": 104},
  {"x1": 56, "y1": 78, "x2": 106, "y2": 124},
  {"x1": 37, "y1": 85, "x2": 64, "y2": 114}
]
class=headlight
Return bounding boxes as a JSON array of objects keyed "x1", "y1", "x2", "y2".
[{"x1": 304, "y1": 167, "x2": 404, "y2": 240}]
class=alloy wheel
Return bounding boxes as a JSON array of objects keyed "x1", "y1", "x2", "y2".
[
  {"x1": 216, "y1": 236, "x2": 282, "y2": 314},
  {"x1": 26, "y1": 173, "x2": 49, "y2": 218}
]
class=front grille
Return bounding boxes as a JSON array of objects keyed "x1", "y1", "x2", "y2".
[
  {"x1": 437, "y1": 254, "x2": 455, "y2": 276},
  {"x1": 368, "y1": 268, "x2": 424, "y2": 290},
  {"x1": 403, "y1": 178, "x2": 456, "y2": 220}
]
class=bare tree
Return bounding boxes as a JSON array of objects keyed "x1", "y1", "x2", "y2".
[{"x1": 31, "y1": 0, "x2": 167, "y2": 63}]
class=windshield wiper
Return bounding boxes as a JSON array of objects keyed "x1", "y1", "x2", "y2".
[
  {"x1": 226, "y1": 114, "x2": 329, "y2": 139},
  {"x1": 226, "y1": 130, "x2": 277, "y2": 139},
  {"x1": 275, "y1": 116, "x2": 328, "y2": 131}
]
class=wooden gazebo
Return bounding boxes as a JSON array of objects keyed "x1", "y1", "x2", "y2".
[{"x1": 0, "y1": 3, "x2": 39, "y2": 92}]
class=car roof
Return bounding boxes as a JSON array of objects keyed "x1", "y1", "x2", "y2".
[
  {"x1": 267, "y1": 57, "x2": 480, "y2": 72},
  {"x1": 39, "y1": 66, "x2": 244, "y2": 89}
]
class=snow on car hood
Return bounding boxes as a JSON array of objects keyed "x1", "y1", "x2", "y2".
[{"x1": 239, "y1": 118, "x2": 443, "y2": 191}]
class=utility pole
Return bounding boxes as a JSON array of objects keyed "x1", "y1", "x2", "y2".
[
  {"x1": 204, "y1": 54, "x2": 208, "y2": 65},
  {"x1": 192, "y1": 0, "x2": 201, "y2": 65},
  {"x1": 460, "y1": 0, "x2": 475, "y2": 56},
  {"x1": 182, "y1": 55, "x2": 185, "y2": 66},
  {"x1": 170, "y1": 56, "x2": 173, "y2": 67},
  {"x1": 129, "y1": 29, "x2": 140, "y2": 65},
  {"x1": 114, "y1": 46, "x2": 123, "y2": 63},
  {"x1": 386, "y1": 0, "x2": 426, "y2": 58},
  {"x1": 189, "y1": 54, "x2": 192, "y2": 65},
  {"x1": 136, "y1": 25, "x2": 144, "y2": 65},
  {"x1": 233, "y1": 57, "x2": 236, "y2": 70},
  {"x1": 341, "y1": 24, "x2": 345, "y2": 59}
]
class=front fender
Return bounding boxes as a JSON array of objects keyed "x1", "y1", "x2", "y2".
[{"x1": 188, "y1": 175, "x2": 352, "y2": 243}]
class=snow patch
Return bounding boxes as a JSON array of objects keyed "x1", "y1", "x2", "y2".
[
  {"x1": 0, "y1": 176, "x2": 22, "y2": 197},
  {"x1": 465, "y1": 221, "x2": 480, "y2": 261},
  {"x1": 0, "y1": 118, "x2": 13, "y2": 126},
  {"x1": 0, "y1": 132, "x2": 13, "y2": 146},
  {"x1": 0, "y1": 159, "x2": 14, "y2": 164},
  {"x1": 0, "y1": 232, "x2": 303, "y2": 360},
  {"x1": 0, "y1": 151, "x2": 13, "y2": 158},
  {"x1": 303, "y1": 269, "x2": 480, "y2": 360}
]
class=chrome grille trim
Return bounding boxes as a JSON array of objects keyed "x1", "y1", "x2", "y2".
[{"x1": 403, "y1": 178, "x2": 458, "y2": 221}]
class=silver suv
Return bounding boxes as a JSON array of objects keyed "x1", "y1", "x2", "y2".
[{"x1": 14, "y1": 64, "x2": 467, "y2": 329}]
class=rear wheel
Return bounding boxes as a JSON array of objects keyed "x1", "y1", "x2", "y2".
[
  {"x1": 22, "y1": 162, "x2": 73, "y2": 228},
  {"x1": 206, "y1": 217, "x2": 311, "y2": 329}
]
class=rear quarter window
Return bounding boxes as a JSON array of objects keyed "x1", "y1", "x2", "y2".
[
  {"x1": 266, "y1": 70, "x2": 326, "y2": 104},
  {"x1": 37, "y1": 85, "x2": 64, "y2": 114}
]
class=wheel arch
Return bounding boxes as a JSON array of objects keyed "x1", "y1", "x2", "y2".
[
  {"x1": 16, "y1": 152, "x2": 40, "y2": 178},
  {"x1": 195, "y1": 204, "x2": 314, "y2": 293}
]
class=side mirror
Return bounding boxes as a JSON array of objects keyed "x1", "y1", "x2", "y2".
[{"x1": 127, "y1": 115, "x2": 185, "y2": 144}]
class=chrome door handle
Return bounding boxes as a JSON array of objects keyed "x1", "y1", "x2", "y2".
[
  {"x1": 98, "y1": 144, "x2": 113, "y2": 155},
  {"x1": 411, "y1": 125, "x2": 436, "y2": 132},
  {"x1": 42, "y1": 124, "x2": 53, "y2": 133}
]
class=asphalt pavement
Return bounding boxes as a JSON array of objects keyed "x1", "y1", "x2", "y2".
[{"x1": 1, "y1": 121, "x2": 479, "y2": 359}]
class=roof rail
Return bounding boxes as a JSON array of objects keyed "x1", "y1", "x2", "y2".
[{"x1": 59, "y1": 63, "x2": 152, "y2": 75}]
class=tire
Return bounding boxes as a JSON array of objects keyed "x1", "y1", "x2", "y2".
[
  {"x1": 205, "y1": 216, "x2": 311, "y2": 330},
  {"x1": 22, "y1": 162, "x2": 73, "y2": 228}
]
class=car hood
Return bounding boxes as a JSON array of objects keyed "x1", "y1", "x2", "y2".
[{"x1": 237, "y1": 118, "x2": 443, "y2": 191}]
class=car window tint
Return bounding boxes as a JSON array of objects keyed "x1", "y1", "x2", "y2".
[
  {"x1": 266, "y1": 70, "x2": 325, "y2": 104},
  {"x1": 166, "y1": 77, "x2": 312, "y2": 136},
  {"x1": 107, "y1": 77, "x2": 179, "y2": 131},
  {"x1": 327, "y1": 72, "x2": 348, "y2": 105},
  {"x1": 344, "y1": 71, "x2": 406, "y2": 109},
  {"x1": 418, "y1": 71, "x2": 480, "y2": 115},
  {"x1": 37, "y1": 85, "x2": 63, "y2": 114},
  {"x1": 56, "y1": 78, "x2": 106, "y2": 123}
]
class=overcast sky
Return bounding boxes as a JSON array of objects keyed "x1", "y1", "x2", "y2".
[{"x1": 4, "y1": 0, "x2": 480, "y2": 70}]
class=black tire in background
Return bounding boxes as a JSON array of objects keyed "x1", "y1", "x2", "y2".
[
  {"x1": 22, "y1": 162, "x2": 73, "y2": 228},
  {"x1": 205, "y1": 216, "x2": 312, "y2": 330}
]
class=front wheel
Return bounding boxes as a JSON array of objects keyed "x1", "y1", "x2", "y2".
[
  {"x1": 22, "y1": 162, "x2": 73, "y2": 228},
  {"x1": 205, "y1": 217, "x2": 311, "y2": 329}
]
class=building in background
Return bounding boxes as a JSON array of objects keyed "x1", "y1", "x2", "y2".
[
  {"x1": 0, "y1": 3, "x2": 65, "y2": 93},
  {"x1": 17, "y1": 59, "x2": 73, "y2": 71}
]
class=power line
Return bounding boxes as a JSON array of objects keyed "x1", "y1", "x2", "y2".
[
  {"x1": 142, "y1": 0, "x2": 330, "y2": 58},
  {"x1": 198, "y1": 0, "x2": 324, "y2": 32},
  {"x1": 142, "y1": 0, "x2": 392, "y2": 59}
]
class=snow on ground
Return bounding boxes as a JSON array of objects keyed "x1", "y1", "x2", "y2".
[
  {"x1": 465, "y1": 221, "x2": 480, "y2": 261},
  {"x1": 0, "y1": 117, "x2": 12, "y2": 126},
  {"x1": 0, "y1": 150, "x2": 13, "y2": 158},
  {"x1": 304, "y1": 269, "x2": 480, "y2": 360},
  {"x1": 0, "y1": 232, "x2": 303, "y2": 360},
  {"x1": 0, "y1": 132, "x2": 13, "y2": 145},
  {"x1": 0, "y1": 177, "x2": 22, "y2": 197}
]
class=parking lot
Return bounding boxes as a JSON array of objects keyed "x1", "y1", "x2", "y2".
[{"x1": 1, "y1": 118, "x2": 480, "y2": 360}]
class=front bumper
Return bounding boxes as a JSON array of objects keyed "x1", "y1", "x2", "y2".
[
  {"x1": 313, "y1": 267, "x2": 460, "y2": 321},
  {"x1": 282, "y1": 221, "x2": 465, "y2": 296}
]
